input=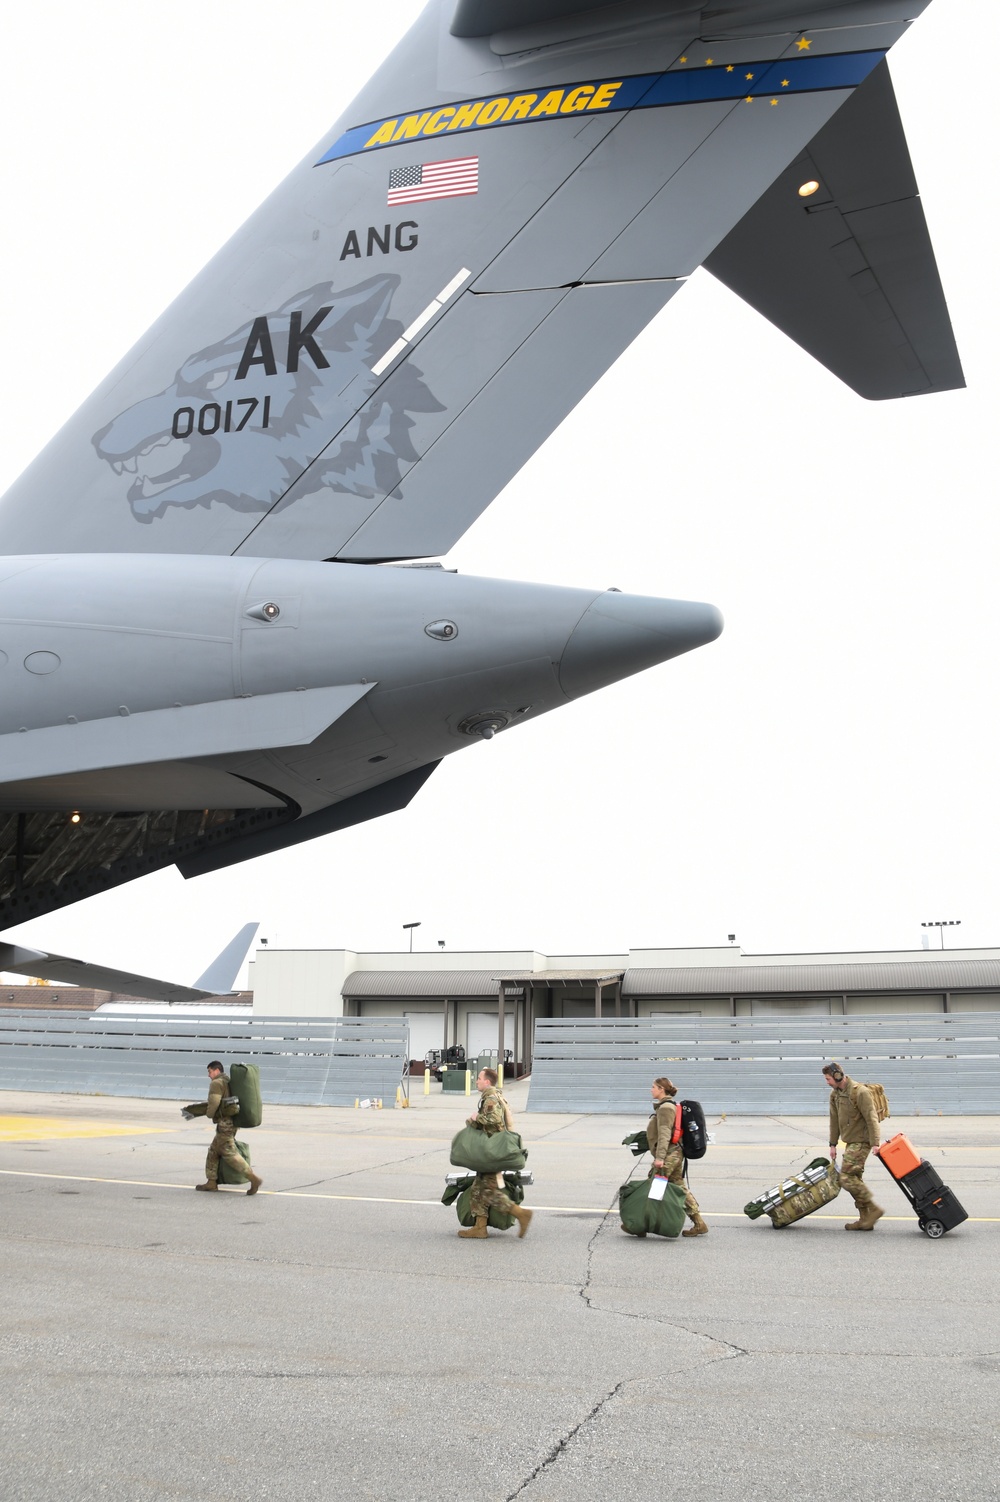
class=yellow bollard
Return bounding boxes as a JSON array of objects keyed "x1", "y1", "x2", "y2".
[
  {"x1": 354, "y1": 1098, "x2": 359, "y2": 1109},
  {"x1": 395, "y1": 1086, "x2": 403, "y2": 1108},
  {"x1": 423, "y1": 1067, "x2": 430, "y2": 1096},
  {"x1": 498, "y1": 1064, "x2": 504, "y2": 1089},
  {"x1": 464, "y1": 1069, "x2": 471, "y2": 1095}
]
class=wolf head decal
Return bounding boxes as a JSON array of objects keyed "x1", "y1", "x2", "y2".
[{"x1": 92, "y1": 274, "x2": 443, "y2": 523}]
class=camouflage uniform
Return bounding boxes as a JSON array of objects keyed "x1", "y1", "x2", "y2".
[
  {"x1": 468, "y1": 1087, "x2": 519, "y2": 1219},
  {"x1": 647, "y1": 1099, "x2": 701, "y2": 1219},
  {"x1": 829, "y1": 1077, "x2": 880, "y2": 1210},
  {"x1": 189, "y1": 1072, "x2": 249, "y2": 1185}
]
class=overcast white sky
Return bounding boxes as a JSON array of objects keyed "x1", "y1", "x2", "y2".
[{"x1": 0, "y1": 2, "x2": 996, "y2": 988}]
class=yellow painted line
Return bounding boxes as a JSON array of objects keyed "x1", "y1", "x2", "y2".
[
  {"x1": 0, "y1": 1169, "x2": 997, "y2": 1221},
  {"x1": 0, "y1": 1115, "x2": 167, "y2": 1142}
]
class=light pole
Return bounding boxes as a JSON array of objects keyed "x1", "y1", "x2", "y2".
[
  {"x1": 921, "y1": 920, "x2": 961, "y2": 950},
  {"x1": 403, "y1": 921, "x2": 421, "y2": 953}
]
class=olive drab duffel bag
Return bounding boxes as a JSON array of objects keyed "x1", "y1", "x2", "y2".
[
  {"x1": 228, "y1": 1062, "x2": 262, "y2": 1130},
  {"x1": 218, "y1": 1138, "x2": 253, "y2": 1186},
  {"x1": 618, "y1": 1176, "x2": 687, "y2": 1238},
  {"x1": 441, "y1": 1173, "x2": 525, "y2": 1231},
  {"x1": 449, "y1": 1124, "x2": 528, "y2": 1174}
]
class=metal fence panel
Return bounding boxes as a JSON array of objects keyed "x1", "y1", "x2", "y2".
[
  {"x1": 0, "y1": 1012, "x2": 409, "y2": 1108},
  {"x1": 526, "y1": 1015, "x2": 1000, "y2": 1114}
]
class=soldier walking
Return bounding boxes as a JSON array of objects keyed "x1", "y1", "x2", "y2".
[
  {"x1": 824, "y1": 1062, "x2": 884, "y2": 1230},
  {"x1": 458, "y1": 1067, "x2": 532, "y2": 1240},
  {"x1": 183, "y1": 1060, "x2": 262, "y2": 1195},
  {"x1": 641, "y1": 1076, "x2": 708, "y2": 1237}
]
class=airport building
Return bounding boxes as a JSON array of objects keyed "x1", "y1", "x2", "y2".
[{"x1": 248, "y1": 943, "x2": 1000, "y2": 1076}]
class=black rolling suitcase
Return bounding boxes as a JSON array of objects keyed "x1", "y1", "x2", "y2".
[{"x1": 875, "y1": 1132, "x2": 968, "y2": 1238}]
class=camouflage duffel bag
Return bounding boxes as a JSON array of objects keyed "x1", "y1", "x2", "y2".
[
  {"x1": 618, "y1": 1176, "x2": 687, "y2": 1238},
  {"x1": 441, "y1": 1173, "x2": 524, "y2": 1230},
  {"x1": 744, "y1": 1157, "x2": 840, "y2": 1228}
]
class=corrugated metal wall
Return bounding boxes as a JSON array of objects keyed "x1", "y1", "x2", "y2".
[
  {"x1": 0, "y1": 1012, "x2": 409, "y2": 1108},
  {"x1": 525, "y1": 1015, "x2": 1000, "y2": 1114}
]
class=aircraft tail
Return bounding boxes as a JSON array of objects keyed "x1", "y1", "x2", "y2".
[{"x1": 0, "y1": 1, "x2": 951, "y2": 563}]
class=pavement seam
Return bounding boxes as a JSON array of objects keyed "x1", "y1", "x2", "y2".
[
  {"x1": 277, "y1": 1142, "x2": 445, "y2": 1192},
  {"x1": 0, "y1": 1227, "x2": 578, "y2": 1290},
  {"x1": 576, "y1": 1172, "x2": 751, "y2": 1360},
  {"x1": 503, "y1": 1380, "x2": 625, "y2": 1500}
]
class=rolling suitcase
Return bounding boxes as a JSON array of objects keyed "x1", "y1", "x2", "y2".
[
  {"x1": 874, "y1": 1133, "x2": 968, "y2": 1238},
  {"x1": 744, "y1": 1158, "x2": 840, "y2": 1228}
]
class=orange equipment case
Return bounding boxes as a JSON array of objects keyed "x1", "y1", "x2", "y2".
[{"x1": 876, "y1": 1133, "x2": 921, "y2": 1181}]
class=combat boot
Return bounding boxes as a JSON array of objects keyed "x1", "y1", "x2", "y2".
[
  {"x1": 195, "y1": 1181, "x2": 219, "y2": 1192},
  {"x1": 857, "y1": 1202, "x2": 885, "y2": 1231},
  {"x1": 512, "y1": 1206, "x2": 533, "y2": 1239},
  {"x1": 246, "y1": 1172, "x2": 263, "y2": 1196},
  {"x1": 682, "y1": 1214, "x2": 709, "y2": 1237},
  {"x1": 458, "y1": 1216, "x2": 489, "y2": 1238}
]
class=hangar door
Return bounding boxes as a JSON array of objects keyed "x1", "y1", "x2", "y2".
[
  {"x1": 403, "y1": 1011, "x2": 444, "y2": 1063},
  {"x1": 467, "y1": 1011, "x2": 514, "y2": 1059}
]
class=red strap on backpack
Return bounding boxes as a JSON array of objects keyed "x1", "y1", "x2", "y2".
[{"x1": 671, "y1": 1102, "x2": 683, "y2": 1146}]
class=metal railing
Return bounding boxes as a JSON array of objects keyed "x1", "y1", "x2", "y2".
[
  {"x1": 0, "y1": 1011, "x2": 410, "y2": 1108},
  {"x1": 525, "y1": 1014, "x2": 1000, "y2": 1114}
]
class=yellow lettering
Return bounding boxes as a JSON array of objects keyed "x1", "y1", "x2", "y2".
[
  {"x1": 560, "y1": 86, "x2": 595, "y2": 113},
  {"x1": 393, "y1": 112, "x2": 432, "y2": 141},
  {"x1": 503, "y1": 94, "x2": 538, "y2": 121},
  {"x1": 587, "y1": 82, "x2": 622, "y2": 110},
  {"x1": 424, "y1": 108, "x2": 455, "y2": 135},
  {"x1": 447, "y1": 100, "x2": 485, "y2": 129},
  {"x1": 530, "y1": 90, "x2": 565, "y2": 117},
  {"x1": 477, "y1": 97, "x2": 510, "y2": 126},
  {"x1": 365, "y1": 120, "x2": 398, "y2": 148}
]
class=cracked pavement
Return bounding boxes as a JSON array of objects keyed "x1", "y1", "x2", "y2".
[{"x1": 1, "y1": 1086, "x2": 998, "y2": 1500}]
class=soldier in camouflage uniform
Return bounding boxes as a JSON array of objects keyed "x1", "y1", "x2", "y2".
[
  {"x1": 824, "y1": 1061, "x2": 883, "y2": 1230},
  {"x1": 638, "y1": 1076, "x2": 708, "y2": 1237},
  {"x1": 459, "y1": 1067, "x2": 532, "y2": 1240},
  {"x1": 183, "y1": 1060, "x2": 262, "y2": 1195}
]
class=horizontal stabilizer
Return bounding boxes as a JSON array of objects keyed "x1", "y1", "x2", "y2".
[
  {"x1": 703, "y1": 60, "x2": 964, "y2": 399},
  {"x1": 0, "y1": 685, "x2": 373, "y2": 787}
]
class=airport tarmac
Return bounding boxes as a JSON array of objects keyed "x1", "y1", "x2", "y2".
[{"x1": 1, "y1": 1080, "x2": 998, "y2": 1501}]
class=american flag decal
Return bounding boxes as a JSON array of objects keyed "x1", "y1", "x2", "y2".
[{"x1": 387, "y1": 157, "x2": 479, "y2": 205}]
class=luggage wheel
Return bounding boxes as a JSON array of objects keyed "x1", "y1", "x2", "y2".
[{"x1": 922, "y1": 1218, "x2": 946, "y2": 1239}]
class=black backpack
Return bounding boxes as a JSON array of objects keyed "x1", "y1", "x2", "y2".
[{"x1": 679, "y1": 1099, "x2": 708, "y2": 1160}]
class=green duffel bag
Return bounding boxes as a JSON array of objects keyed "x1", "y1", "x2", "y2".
[
  {"x1": 618, "y1": 1175, "x2": 687, "y2": 1238},
  {"x1": 441, "y1": 1175, "x2": 474, "y2": 1207},
  {"x1": 449, "y1": 1124, "x2": 528, "y2": 1174},
  {"x1": 218, "y1": 1139, "x2": 252, "y2": 1186},
  {"x1": 441, "y1": 1174, "x2": 524, "y2": 1230},
  {"x1": 229, "y1": 1062, "x2": 262, "y2": 1130},
  {"x1": 622, "y1": 1129, "x2": 651, "y2": 1156}
]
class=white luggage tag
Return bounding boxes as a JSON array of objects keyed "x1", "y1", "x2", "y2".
[{"x1": 648, "y1": 1176, "x2": 669, "y2": 1202}]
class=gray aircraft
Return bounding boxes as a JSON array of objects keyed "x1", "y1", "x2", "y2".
[{"x1": 0, "y1": 0, "x2": 962, "y2": 987}]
